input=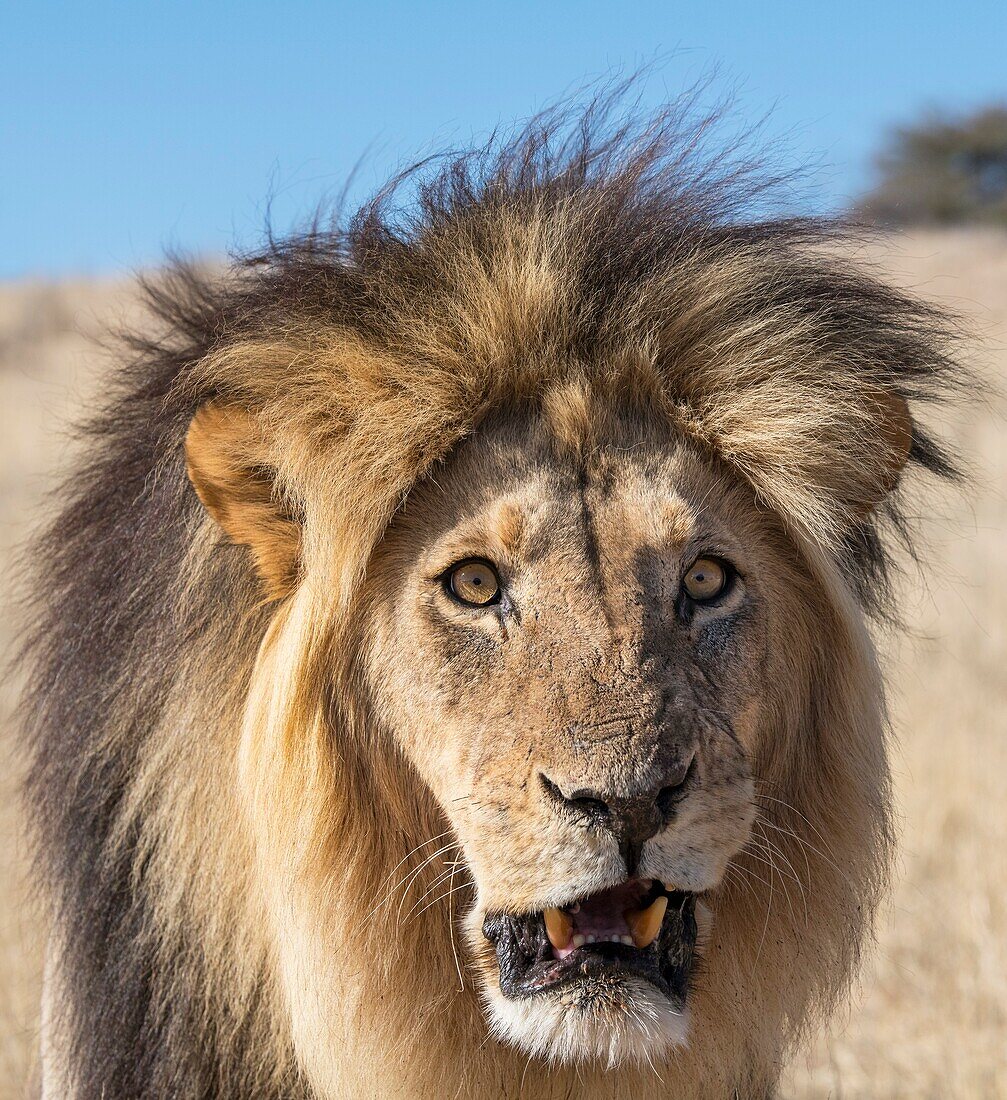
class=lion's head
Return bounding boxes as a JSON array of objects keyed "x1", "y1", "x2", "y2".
[
  {"x1": 353, "y1": 401, "x2": 783, "y2": 1062},
  {"x1": 27, "y1": 94, "x2": 961, "y2": 1099}
]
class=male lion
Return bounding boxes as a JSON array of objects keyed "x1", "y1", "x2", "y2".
[{"x1": 23, "y1": 97, "x2": 961, "y2": 1098}]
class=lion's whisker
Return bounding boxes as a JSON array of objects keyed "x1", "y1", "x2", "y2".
[
  {"x1": 755, "y1": 791, "x2": 846, "y2": 861},
  {"x1": 366, "y1": 841, "x2": 460, "y2": 920},
  {"x1": 446, "y1": 858, "x2": 466, "y2": 992},
  {"x1": 754, "y1": 836, "x2": 776, "y2": 967},
  {"x1": 727, "y1": 861, "x2": 773, "y2": 895},
  {"x1": 408, "y1": 882, "x2": 473, "y2": 921},
  {"x1": 758, "y1": 813, "x2": 855, "y2": 890},
  {"x1": 757, "y1": 812, "x2": 814, "y2": 888},
  {"x1": 748, "y1": 829, "x2": 807, "y2": 894},
  {"x1": 401, "y1": 864, "x2": 458, "y2": 919},
  {"x1": 752, "y1": 822, "x2": 806, "y2": 927},
  {"x1": 374, "y1": 830, "x2": 455, "y2": 890},
  {"x1": 754, "y1": 826, "x2": 810, "y2": 924},
  {"x1": 724, "y1": 864, "x2": 762, "y2": 906},
  {"x1": 392, "y1": 843, "x2": 462, "y2": 923}
]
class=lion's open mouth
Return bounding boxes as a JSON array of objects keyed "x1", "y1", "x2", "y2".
[{"x1": 482, "y1": 880, "x2": 697, "y2": 1003}]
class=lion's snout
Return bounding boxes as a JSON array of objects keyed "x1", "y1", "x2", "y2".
[{"x1": 538, "y1": 753, "x2": 697, "y2": 872}]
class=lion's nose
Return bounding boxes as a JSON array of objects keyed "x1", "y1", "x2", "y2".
[{"x1": 539, "y1": 755, "x2": 697, "y2": 873}]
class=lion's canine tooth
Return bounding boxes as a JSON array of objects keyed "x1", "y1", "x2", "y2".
[
  {"x1": 543, "y1": 907, "x2": 573, "y2": 951},
  {"x1": 626, "y1": 894, "x2": 668, "y2": 949}
]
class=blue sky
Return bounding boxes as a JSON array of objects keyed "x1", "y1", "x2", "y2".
[{"x1": 3, "y1": 1, "x2": 1006, "y2": 277}]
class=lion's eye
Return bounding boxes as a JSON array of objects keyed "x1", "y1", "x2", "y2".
[
  {"x1": 447, "y1": 559, "x2": 501, "y2": 607},
  {"x1": 682, "y1": 557, "x2": 728, "y2": 602}
]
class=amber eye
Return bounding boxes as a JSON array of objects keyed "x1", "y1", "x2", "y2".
[
  {"x1": 447, "y1": 559, "x2": 501, "y2": 607},
  {"x1": 682, "y1": 557, "x2": 729, "y2": 603}
]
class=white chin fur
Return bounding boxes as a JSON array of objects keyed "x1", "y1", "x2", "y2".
[{"x1": 480, "y1": 977, "x2": 689, "y2": 1069}]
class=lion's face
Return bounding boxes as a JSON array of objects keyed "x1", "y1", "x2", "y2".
[{"x1": 359, "y1": 406, "x2": 799, "y2": 1065}]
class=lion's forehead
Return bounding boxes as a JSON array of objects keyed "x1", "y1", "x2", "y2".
[
  {"x1": 407, "y1": 415, "x2": 735, "y2": 579},
  {"x1": 374, "y1": 411, "x2": 772, "y2": 694}
]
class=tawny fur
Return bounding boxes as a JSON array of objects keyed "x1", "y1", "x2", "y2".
[{"x1": 21, "y1": 89, "x2": 963, "y2": 1099}]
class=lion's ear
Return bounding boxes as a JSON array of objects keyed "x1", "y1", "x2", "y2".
[
  {"x1": 856, "y1": 388, "x2": 913, "y2": 516},
  {"x1": 185, "y1": 403, "x2": 301, "y2": 600}
]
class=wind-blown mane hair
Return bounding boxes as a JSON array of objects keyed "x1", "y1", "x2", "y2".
[{"x1": 22, "y1": 86, "x2": 962, "y2": 1098}]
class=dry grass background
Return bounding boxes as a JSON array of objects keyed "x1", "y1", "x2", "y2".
[{"x1": 0, "y1": 231, "x2": 1003, "y2": 1098}]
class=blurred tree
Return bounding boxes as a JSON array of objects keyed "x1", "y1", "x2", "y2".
[{"x1": 856, "y1": 105, "x2": 1007, "y2": 226}]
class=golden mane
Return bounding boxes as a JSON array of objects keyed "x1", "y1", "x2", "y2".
[{"x1": 22, "y1": 88, "x2": 963, "y2": 1098}]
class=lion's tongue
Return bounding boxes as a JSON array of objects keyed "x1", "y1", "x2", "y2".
[{"x1": 544, "y1": 880, "x2": 666, "y2": 959}]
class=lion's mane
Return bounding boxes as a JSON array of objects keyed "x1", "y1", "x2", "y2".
[{"x1": 22, "y1": 89, "x2": 962, "y2": 1098}]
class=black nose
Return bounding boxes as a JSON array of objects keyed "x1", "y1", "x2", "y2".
[{"x1": 540, "y1": 755, "x2": 696, "y2": 873}]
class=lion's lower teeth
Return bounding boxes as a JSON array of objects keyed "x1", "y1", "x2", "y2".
[{"x1": 625, "y1": 894, "x2": 668, "y2": 949}]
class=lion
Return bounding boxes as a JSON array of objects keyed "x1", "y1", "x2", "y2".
[{"x1": 21, "y1": 93, "x2": 962, "y2": 1099}]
